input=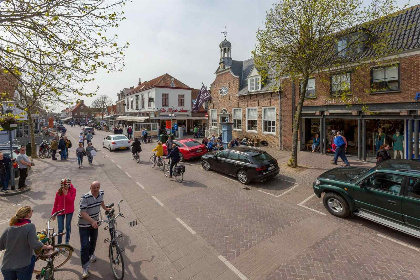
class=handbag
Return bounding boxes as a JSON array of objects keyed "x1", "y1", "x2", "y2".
[{"x1": 90, "y1": 150, "x2": 96, "y2": 157}]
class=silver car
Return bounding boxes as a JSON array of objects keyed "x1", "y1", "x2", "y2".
[{"x1": 103, "y1": 135, "x2": 131, "y2": 152}]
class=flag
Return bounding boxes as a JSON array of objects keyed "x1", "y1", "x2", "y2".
[{"x1": 192, "y1": 84, "x2": 211, "y2": 112}]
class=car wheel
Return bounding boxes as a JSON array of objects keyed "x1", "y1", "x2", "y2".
[
  {"x1": 202, "y1": 160, "x2": 211, "y2": 171},
  {"x1": 323, "y1": 192, "x2": 350, "y2": 218},
  {"x1": 237, "y1": 170, "x2": 250, "y2": 185},
  {"x1": 109, "y1": 145, "x2": 113, "y2": 152}
]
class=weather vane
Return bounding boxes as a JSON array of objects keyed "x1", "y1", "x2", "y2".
[{"x1": 221, "y1": 26, "x2": 227, "y2": 39}]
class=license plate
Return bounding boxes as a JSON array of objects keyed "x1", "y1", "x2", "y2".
[
  {"x1": 120, "y1": 147, "x2": 126, "y2": 150},
  {"x1": 196, "y1": 149, "x2": 202, "y2": 153}
]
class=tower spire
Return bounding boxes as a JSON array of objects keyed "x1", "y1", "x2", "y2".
[{"x1": 221, "y1": 26, "x2": 227, "y2": 39}]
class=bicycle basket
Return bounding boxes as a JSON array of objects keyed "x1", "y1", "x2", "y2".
[{"x1": 175, "y1": 165, "x2": 185, "y2": 173}]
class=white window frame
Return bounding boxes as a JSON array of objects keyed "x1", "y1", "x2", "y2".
[
  {"x1": 210, "y1": 109, "x2": 217, "y2": 128},
  {"x1": 248, "y1": 76, "x2": 261, "y2": 92},
  {"x1": 232, "y1": 108, "x2": 242, "y2": 131},
  {"x1": 178, "y1": 94, "x2": 185, "y2": 107},
  {"x1": 262, "y1": 107, "x2": 276, "y2": 134},
  {"x1": 246, "y1": 107, "x2": 258, "y2": 133}
]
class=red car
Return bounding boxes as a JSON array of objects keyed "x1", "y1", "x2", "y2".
[{"x1": 163, "y1": 139, "x2": 207, "y2": 161}]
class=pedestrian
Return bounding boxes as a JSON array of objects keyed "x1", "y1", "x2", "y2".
[
  {"x1": 142, "y1": 129, "x2": 148, "y2": 143},
  {"x1": 333, "y1": 131, "x2": 350, "y2": 166},
  {"x1": 76, "y1": 143, "x2": 86, "y2": 168},
  {"x1": 50, "y1": 137, "x2": 58, "y2": 160},
  {"x1": 17, "y1": 146, "x2": 32, "y2": 190},
  {"x1": 78, "y1": 181, "x2": 111, "y2": 278},
  {"x1": 166, "y1": 137, "x2": 173, "y2": 155},
  {"x1": 58, "y1": 137, "x2": 67, "y2": 160},
  {"x1": 193, "y1": 126, "x2": 198, "y2": 138},
  {"x1": 166, "y1": 143, "x2": 180, "y2": 178},
  {"x1": 0, "y1": 206, "x2": 53, "y2": 280},
  {"x1": 85, "y1": 142, "x2": 97, "y2": 165},
  {"x1": 376, "y1": 144, "x2": 391, "y2": 164},
  {"x1": 0, "y1": 152, "x2": 11, "y2": 192},
  {"x1": 79, "y1": 132, "x2": 85, "y2": 147},
  {"x1": 312, "y1": 134, "x2": 320, "y2": 152},
  {"x1": 127, "y1": 126, "x2": 133, "y2": 140},
  {"x1": 85, "y1": 131, "x2": 93, "y2": 144},
  {"x1": 52, "y1": 178, "x2": 76, "y2": 245},
  {"x1": 65, "y1": 136, "x2": 72, "y2": 159},
  {"x1": 202, "y1": 137, "x2": 208, "y2": 147}
]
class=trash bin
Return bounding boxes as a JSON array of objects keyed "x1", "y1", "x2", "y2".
[
  {"x1": 26, "y1": 142, "x2": 31, "y2": 156},
  {"x1": 160, "y1": 134, "x2": 168, "y2": 144}
]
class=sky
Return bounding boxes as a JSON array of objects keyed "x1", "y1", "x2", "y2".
[{"x1": 83, "y1": 0, "x2": 412, "y2": 107}]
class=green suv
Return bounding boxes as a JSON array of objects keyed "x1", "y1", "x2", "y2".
[{"x1": 313, "y1": 160, "x2": 420, "y2": 238}]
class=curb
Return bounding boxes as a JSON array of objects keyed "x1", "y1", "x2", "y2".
[{"x1": 0, "y1": 187, "x2": 31, "y2": 197}]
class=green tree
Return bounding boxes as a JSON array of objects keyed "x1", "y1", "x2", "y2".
[
  {"x1": 254, "y1": 0, "x2": 404, "y2": 168},
  {"x1": 91, "y1": 95, "x2": 113, "y2": 120}
]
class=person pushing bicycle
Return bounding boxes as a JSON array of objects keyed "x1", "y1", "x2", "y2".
[
  {"x1": 166, "y1": 143, "x2": 180, "y2": 178},
  {"x1": 131, "y1": 138, "x2": 142, "y2": 158}
]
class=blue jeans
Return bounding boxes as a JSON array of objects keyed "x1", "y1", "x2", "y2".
[
  {"x1": 333, "y1": 145, "x2": 350, "y2": 165},
  {"x1": 1, "y1": 255, "x2": 36, "y2": 280},
  {"x1": 79, "y1": 227, "x2": 98, "y2": 267},
  {"x1": 77, "y1": 155, "x2": 83, "y2": 165},
  {"x1": 1, "y1": 172, "x2": 9, "y2": 191},
  {"x1": 57, "y1": 213, "x2": 73, "y2": 244},
  {"x1": 61, "y1": 149, "x2": 67, "y2": 160},
  {"x1": 312, "y1": 143, "x2": 319, "y2": 151}
]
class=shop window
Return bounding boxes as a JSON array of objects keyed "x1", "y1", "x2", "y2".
[
  {"x1": 210, "y1": 109, "x2": 217, "y2": 127},
  {"x1": 371, "y1": 65, "x2": 399, "y2": 92},
  {"x1": 301, "y1": 78, "x2": 316, "y2": 99},
  {"x1": 162, "y1": 93, "x2": 169, "y2": 107},
  {"x1": 135, "y1": 95, "x2": 139, "y2": 110},
  {"x1": 331, "y1": 72, "x2": 351, "y2": 96},
  {"x1": 263, "y1": 107, "x2": 276, "y2": 134},
  {"x1": 246, "y1": 108, "x2": 258, "y2": 132},
  {"x1": 248, "y1": 76, "x2": 261, "y2": 92},
  {"x1": 178, "y1": 94, "x2": 185, "y2": 107},
  {"x1": 232, "y1": 108, "x2": 242, "y2": 130}
]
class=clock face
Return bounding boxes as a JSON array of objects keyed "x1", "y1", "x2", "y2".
[{"x1": 219, "y1": 86, "x2": 228, "y2": 96}]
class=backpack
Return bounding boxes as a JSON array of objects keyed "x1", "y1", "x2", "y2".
[{"x1": 68, "y1": 140, "x2": 72, "y2": 148}]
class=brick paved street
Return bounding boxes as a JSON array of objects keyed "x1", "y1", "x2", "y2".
[{"x1": 0, "y1": 125, "x2": 419, "y2": 280}]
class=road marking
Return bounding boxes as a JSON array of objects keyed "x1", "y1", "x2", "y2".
[
  {"x1": 218, "y1": 255, "x2": 248, "y2": 280},
  {"x1": 136, "y1": 182, "x2": 145, "y2": 189},
  {"x1": 117, "y1": 165, "x2": 122, "y2": 169},
  {"x1": 111, "y1": 159, "x2": 115, "y2": 163},
  {"x1": 176, "y1": 218, "x2": 196, "y2": 235},
  {"x1": 297, "y1": 194, "x2": 327, "y2": 216},
  {"x1": 125, "y1": 172, "x2": 132, "y2": 178},
  {"x1": 377, "y1": 234, "x2": 420, "y2": 252},
  {"x1": 258, "y1": 183, "x2": 298, "y2": 198},
  {"x1": 152, "y1": 196, "x2": 164, "y2": 207}
]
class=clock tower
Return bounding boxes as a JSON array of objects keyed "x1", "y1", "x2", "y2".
[{"x1": 219, "y1": 35, "x2": 232, "y2": 70}]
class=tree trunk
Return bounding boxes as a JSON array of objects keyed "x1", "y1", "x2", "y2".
[
  {"x1": 27, "y1": 111, "x2": 38, "y2": 159},
  {"x1": 289, "y1": 77, "x2": 308, "y2": 168}
]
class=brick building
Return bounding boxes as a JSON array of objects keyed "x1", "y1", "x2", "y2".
[
  {"x1": 210, "y1": 5, "x2": 420, "y2": 160},
  {"x1": 70, "y1": 100, "x2": 92, "y2": 122},
  {"x1": 209, "y1": 37, "x2": 280, "y2": 147}
]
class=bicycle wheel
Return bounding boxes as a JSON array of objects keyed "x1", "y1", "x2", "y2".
[
  {"x1": 34, "y1": 244, "x2": 73, "y2": 273},
  {"x1": 158, "y1": 159, "x2": 165, "y2": 171},
  {"x1": 109, "y1": 243, "x2": 125, "y2": 280},
  {"x1": 149, "y1": 155, "x2": 156, "y2": 167},
  {"x1": 176, "y1": 172, "x2": 183, "y2": 183}
]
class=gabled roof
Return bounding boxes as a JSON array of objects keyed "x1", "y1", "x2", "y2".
[{"x1": 129, "y1": 73, "x2": 191, "y2": 95}]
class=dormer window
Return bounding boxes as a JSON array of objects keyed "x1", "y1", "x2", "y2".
[
  {"x1": 248, "y1": 76, "x2": 261, "y2": 92},
  {"x1": 337, "y1": 31, "x2": 368, "y2": 58}
]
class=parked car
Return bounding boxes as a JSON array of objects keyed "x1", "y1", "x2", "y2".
[
  {"x1": 313, "y1": 160, "x2": 420, "y2": 238},
  {"x1": 201, "y1": 146, "x2": 279, "y2": 184},
  {"x1": 162, "y1": 139, "x2": 207, "y2": 161},
  {"x1": 83, "y1": 126, "x2": 95, "y2": 135},
  {"x1": 102, "y1": 135, "x2": 131, "y2": 151}
]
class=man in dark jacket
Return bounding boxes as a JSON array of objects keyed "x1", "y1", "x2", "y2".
[
  {"x1": 376, "y1": 144, "x2": 391, "y2": 164},
  {"x1": 131, "y1": 138, "x2": 142, "y2": 157},
  {"x1": 166, "y1": 144, "x2": 180, "y2": 178},
  {"x1": 0, "y1": 152, "x2": 11, "y2": 192},
  {"x1": 58, "y1": 137, "x2": 67, "y2": 160}
]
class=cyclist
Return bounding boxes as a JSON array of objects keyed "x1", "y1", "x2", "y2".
[
  {"x1": 151, "y1": 141, "x2": 163, "y2": 164},
  {"x1": 166, "y1": 143, "x2": 180, "y2": 178},
  {"x1": 131, "y1": 138, "x2": 142, "y2": 159}
]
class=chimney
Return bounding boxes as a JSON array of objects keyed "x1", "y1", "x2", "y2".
[{"x1": 138, "y1": 78, "x2": 141, "y2": 85}]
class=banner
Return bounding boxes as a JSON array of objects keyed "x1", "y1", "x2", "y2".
[{"x1": 192, "y1": 84, "x2": 211, "y2": 112}]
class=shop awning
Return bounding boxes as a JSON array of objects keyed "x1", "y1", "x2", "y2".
[
  {"x1": 125, "y1": 116, "x2": 148, "y2": 122},
  {"x1": 150, "y1": 116, "x2": 207, "y2": 120},
  {"x1": 116, "y1": 116, "x2": 129, "y2": 121}
]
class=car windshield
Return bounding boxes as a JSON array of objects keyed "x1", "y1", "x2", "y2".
[
  {"x1": 183, "y1": 140, "x2": 201, "y2": 147},
  {"x1": 113, "y1": 136, "x2": 128, "y2": 140},
  {"x1": 85, "y1": 128, "x2": 93, "y2": 131},
  {"x1": 350, "y1": 167, "x2": 375, "y2": 182},
  {"x1": 252, "y1": 152, "x2": 274, "y2": 164}
]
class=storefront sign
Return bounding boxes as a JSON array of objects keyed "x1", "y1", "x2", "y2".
[
  {"x1": 325, "y1": 97, "x2": 359, "y2": 105},
  {"x1": 160, "y1": 108, "x2": 189, "y2": 113},
  {"x1": 415, "y1": 92, "x2": 420, "y2": 101}
]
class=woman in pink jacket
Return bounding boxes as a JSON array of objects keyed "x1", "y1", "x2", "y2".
[{"x1": 52, "y1": 178, "x2": 76, "y2": 244}]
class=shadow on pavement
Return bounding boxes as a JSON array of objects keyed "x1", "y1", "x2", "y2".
[{"x1": 250, "y1": 175, "x2": 296, "y2": 191}]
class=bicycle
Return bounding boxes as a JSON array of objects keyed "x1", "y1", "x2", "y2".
[
  {"x1": 164, "y1": 158, "x2": 185, "y2": 182},
  {"x1": 150, "y1": 153, "x2": 164, "y2": 170},
  {"x1": 35, "y1": 249, "x2": 61, "y2": 280},
  {"x1": 33, "y1": 210, "x2": 74, "y2": 275},
  {"x1": 98, "y1": 200, "x2": 125, "y2": 280},
  {"x1": 132, "y1": 152, "x2": 140, "y2": 163}
]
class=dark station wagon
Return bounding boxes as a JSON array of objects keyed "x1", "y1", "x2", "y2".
[
  {"x1": 201, "y1": 146, "x2": 279, "y2": 184},
  {"x1": 313, "y1": 160, "x2": 420, "y2": 238}
]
